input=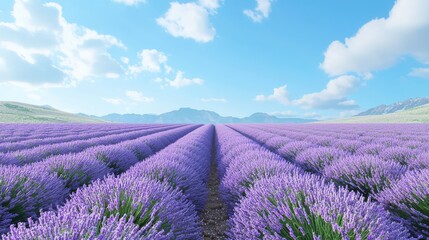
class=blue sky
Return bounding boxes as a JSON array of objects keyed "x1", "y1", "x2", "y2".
[{"x1": 0, "y1": 0, "x2": 428, "y2": 118}]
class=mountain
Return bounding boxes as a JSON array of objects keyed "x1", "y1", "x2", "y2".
[
  {"x1": 356, "y1": 97, "x2": 429, "y2": 116},
  {"x1": 328, "y1": 104, "x2": 429, "y2": 123},
  {"x1": 0, "y1": 102, "x2": 106, "y2": 123},
  {"x1": 101, "y1": 108, "x2": 316, "y2": 124}
]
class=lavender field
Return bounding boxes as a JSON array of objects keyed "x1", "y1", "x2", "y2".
[{"x1": 0, "y1": 123, "x2": 429, "y2": 239}]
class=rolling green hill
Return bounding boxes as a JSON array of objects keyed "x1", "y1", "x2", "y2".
[
  {"x1": 0, "y1": 102, "x2": 106, "y2": 123},
  {"x1": 327, "y1": 104, "x2": 429, "y2": 123}
]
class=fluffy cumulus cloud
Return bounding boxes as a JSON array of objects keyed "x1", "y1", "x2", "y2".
[
  {"x1": 198, "y1": 0, "x2": 221, "y2": 11},
  {"x1": 166, "y1": 71, "x2": 204, "y2": 88},
  {"x1": 157, "y1": 1, "x2": 219, "y2": 43},
  {"x1": 256, "y1": 76, "x2": 361, "y2": 110},
  {"x1": 125, "y1": 90, "x2": 154, "y2": 102},
  {"x1": 112, "y1": 0, "x2": 146, "y2": 6},
  {"x1": 201, "y1": 97, "x2": 226, "y2": 102},
  {"x1": 293, "y1": 75, "x2": 361, "y2": 109},
  {"x1": 129, "y1": 49, "x2": 169, "y2": 74},
  {"x1": 103, "y1": 90, "x2": 154, "y2": 106},
  {"x1": 0, "y1": 0, "x2": 124, "y2": 86},
  {"x1": 255, "y1": 85, "x2": 290, "y2": 105},
  {"x1": 244, "y1": 0, "x2": 272, "y2": 22},
  {"x1": 321, "y1": 0, "x2": 429, "y2": 77}
]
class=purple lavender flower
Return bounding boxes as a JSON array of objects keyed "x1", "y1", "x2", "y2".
[
  {"x1": 304, "y1": 135, "x2": 334, "y2": 146},
  {"x1": 277, "y1": 141, "x2": 315, "y2": 161},
  {"x1": 408, "y1": 152, "x2": 429, "y2": 170},
  {"x1": 331, "y1": 139, "x2": 364, "y2": 154},
  {"x1": 119, "y1": 141, "x2": 154, "y2": 161},
  {"x1": 373, "y1": 137, "x2": 402, "y2": 147},
  {"x1": 229, "y1": 173, "x2": 410, "y2": 239},
  {"x1": 4, "y1": 176, "x2": 202, "y2": 239},
  {"x1": 263, "y1": 136, "x2": 290, "y2": 150},
  {"x1": 85, "y1": 145, "x2": 139, "y2": 174},
  {"x1": 380, "y1": 146, "x2": 418, "y2": 165},
  {"x1": 295, "y1": 147, "x2": 347, "y2": 173},
  {"x1": 217, "y1": 143, "x2": 263, "y2": 177},
  {"x1": 33, "y1": 152, "x2": 112, "y2": 192},
  {"x1": 220, "y1": 157, "x2": 301, "y2": 214},
  {"x1": 0, "y1": 165, "x2": 67, "y2": 234},
  {"x1": 124, "y1": 158, "x2": 208, "y2": 211},
  {"x1": 324, "y1": 155, "x2": 407, "y2": 197},
  {"x1": 356, "y1": 143, "x2": 385, "y2": 156},
  {"x1": 377, "y1": 169, "x2": 429, "y2": 237}
]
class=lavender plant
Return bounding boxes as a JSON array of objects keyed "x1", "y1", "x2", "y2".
[
  {"x1": 324, "y1": 155, "x2": 407, "y2": 197},
  {"x1": 229, "y1": 174, "x2": 410, "y2": 239}
]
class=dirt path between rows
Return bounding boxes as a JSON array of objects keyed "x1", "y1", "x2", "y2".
[{"x1": 200, "y1": 149, "x2": 228, "y2": 239}]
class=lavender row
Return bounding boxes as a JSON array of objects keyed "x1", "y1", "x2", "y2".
[
  {"x1": 255, "y1": 124, "x2": 429, "y2": 146},
  {"x1": 215, "y1": 125, "x2": 411, "y2": 239},
  {"x1": 0, "y1": 125, "x2": 182, "y2": 166},
  {"x1": 230, "y1": 124, "x2": 429, "y2": 238},
  {"x1": 0, "y1": 124, "x2": 165, "y2": 153},
  {"x1": 215, "y1": 125, "x2": 301, "y2": 214},
  {"x1": 0, "y1": 125, "x2": 199, "y2": 235},
  {"x1": 4, "y1": 125, "x2": 213, "y2": 239},
  {"x1": 228, "y1": 125, "x2": 412, "y2": 198},
  {"x1": 0, "y1": 124, "x2": 144, "y2": 143}
]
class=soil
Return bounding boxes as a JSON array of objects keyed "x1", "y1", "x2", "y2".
[{"x1": 201, "y1": 153, "x2": 229, "y2": 239}]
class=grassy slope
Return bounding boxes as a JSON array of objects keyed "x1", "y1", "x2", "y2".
[
  {"x1": 0, "y1": 102, "x2": 106, "y2": 123},
  {"x1": 326, "y1": 104, "x2": 429, "y2": 123}
]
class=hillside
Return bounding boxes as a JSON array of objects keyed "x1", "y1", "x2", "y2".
[
  {"x1": 329, "y1": 104, "x2": 429, "y2": 123},
  {"x1": 0, "y1": 102, "x2": 106, "y2": 123},
  {"x1": 356, "y1": 97, "x2": 429, "y2": 116},
  {"x1": 101, "y1": 108, "x2": 316, "y2": 124}
]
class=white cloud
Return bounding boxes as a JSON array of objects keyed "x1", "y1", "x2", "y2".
[
  {"x1": 112, "y1": 0, "x2": 146, "y2": 6},
  {"x1": 199, "y1": 0, "x2": 221, "y2": 11},
  {"x1": 244, "y1": 0, "x2": 272, "y2": 22},
  {"x1": 256, "y1": 76, "x2": 361, "y2": 110},
  {"x1": 0, "y1": 0, "x2": 124, "y2": 86},
  {"x1": 166, "y1": 71, "x2": 204, "y2": 88},
  {"x1": 129, "y1": 49, "x2": 169, "y2": 74},
  {"x1": 126, "y1": 90, "x2": 154, "y2": 103},
  {"x1": 321, "y1": 0, "x2": 429, "y2": 76},
  {"x1": 201, "y1": 97, "x2": 226, "y2": 102},
  {"x1": 255, "y1": 85, "x2": 290, "y2": 105},
  {"x1": 0, "y1": 49, "x2": 66, "y2": 84},
  {"x1": 157, "y1": 2, "x2": 216, "y2": 43},
  {"x1": 120, "y1": 57, "x2": 130, "y2": 65},
  {"x1": 410, "y1": 68, "x2": 429, "y2": 79},
  {"x1": 293, "y1": 75, "x2": 361, "y2": 109},
  {"x1": 102, "y1": 98, "x2": 125, "y2": 105}
]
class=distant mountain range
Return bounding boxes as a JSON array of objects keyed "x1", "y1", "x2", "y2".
[
  {"x1": 98, "y1": 108, "x2": 316, "y2": 124},
  {"x1": 0, "y1": 101, "x2": 105, "y2": 123},
  {"x1": 329, "y1": 103, "x2": 429, "y2": 123},
  {"x1": 0, "y1": 102, "x2": 316, "y2": 123},
  {"x1": 356, "y1": 97, "x2": 429, "y2": 116},
  {"x1": 3, "y1": 97, "x2": 429, "y2": 124}
]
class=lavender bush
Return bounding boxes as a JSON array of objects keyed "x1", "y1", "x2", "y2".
[
  {"x1": 295, "y1": 146, "x2": 347, "y2": 173},
  {"x1": 324, "y1": 155, "x2": 407, "y2": 197},
  {"x1": 220, "y1": 156, "x2": 300, "y2": 214},
  {"x1": 0, "y1": 166, "x2": 67, "y2": 234},
  {"x1": 229, "y1": 173, "x2": 410, "y2": 239},
  {"x1": 4, "y1": 176, "x2": 202, "y2": 239},
  {"x1": 378, "y1": 169, "x2": 429, "y2": 237}
]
